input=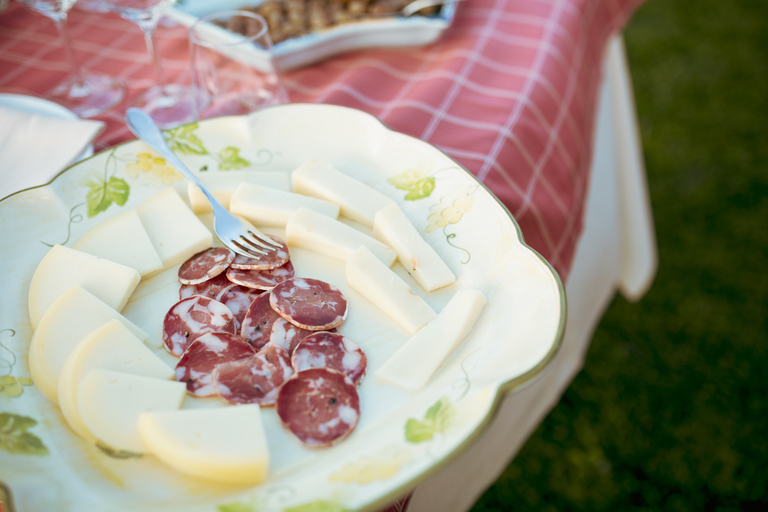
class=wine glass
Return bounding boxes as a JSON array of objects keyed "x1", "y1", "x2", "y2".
[
  {"x1": 99, "y1": 0, "x2": 201, "y2": 128},
  {"x1": 17, "y1": 0, "x2": 125, "y2": 118}
]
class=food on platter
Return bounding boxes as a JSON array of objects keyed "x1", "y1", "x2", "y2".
[
  {"x1": 58, "y1": 319, "x2": 174, "y2": 441},
  {"x1": 219, "y1": 0, "x2": 442, "y2": 44},
  {"x1": 291, "y1": 159, "x2": 394, "y2": 228},
  {"x1": 187, "y1": 170, "x2": 290, "y2": 213},
  {"x1": 230, "y1": 182, "x2": 340, "y2": 227},
  {"x1": 374, "y1": 202, "x2": 456, "y2": 291},
  {"x1": 28, "y1": 285, "x2": 147, "y2": 404},
  {"x1": 27, "y1": 244, "x2": 140, "y2": 329},
  {"x1": 135, "y1": 188, "x2": 213, "y2": 268},
  {"x1": 269, "y1": 277, "x2": 348, "y2": 331},
  {"x1": 162, "y1": 295, "x2": 238, "y2": 356},
  {"x1": 376, "y1": 288, "x2": 487, "y2": 390},
  {"x1": 275, "y1": 367, "x2": 360, "y2": 449},
  {"x1": 77, "y1": 369, "x2": 186, "y2": 453},
  {"x1": 72, "y1": 209, "x2": 163, "y2": 277},
  {"x1": 346, "y1": 245, "x2": 436, "y2": 333},
  {"x1": 25, "y1": 157, "x2": 488, "y2": 485},
  {"x1": 286, "y1": 206, "x2": 397, "y2": 265},
  {"x1": 177, "y1": 247, "x2": 235, "y2": 285},
  {"x1": 292, "y1": 331, "x2": 367, "y2": 385},
  {"x1": 137, "y1": 405, "x2": 270, "y2": 485}
]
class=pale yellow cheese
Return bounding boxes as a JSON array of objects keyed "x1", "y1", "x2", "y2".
[
  {"x1": 72, "y1": 209, "x2": 163, "y2": 277},
  {"x1": 136, "y1": 188, "x2": 213, "y2": 269},
  {"x1": 187, "y1": 170, "x2": 291, "y2": 213},
  {"x1": 28, "y1": 244, "x2": 141, "y2": 329},
  {"x1": 291, "y1": 159, "x2": 394, "y2": 228},
  {"x1": 230, "y1": 182, "x2": 340, "y2": 227},
  {"x1": 346, "y1": 246, "x2": 436, "y2": 333},
  {"x1": 138, "y1": 405, "x2": 269, "y2": 485},
  {"x1": 77, "y1": 369, "x2": 186, "y2": 453},
  {"x1": 373, "y1": 202, "x2": 456, "y2": 292},
  {"x1": 376, "y1": 289, "x2": 487, "y2": 390},
  {"x1": 28, "y1": 285, "x2": 147, "y2": 404},
  {"x1": 58, "y1": 319, "x2": 174, "y2": 441},
  {"x1": 286, "y1": 207, "x2": 397, "y2": 266}
]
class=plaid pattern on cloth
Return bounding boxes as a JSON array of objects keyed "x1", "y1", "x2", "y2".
[{"x1": 0, "y1": 0, "x2": 643, "y2": 282}]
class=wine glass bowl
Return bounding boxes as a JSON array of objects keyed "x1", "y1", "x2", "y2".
[
  {"x1": 100, "y1": 0, "x2": 202, "y2": 128},
  {"x1": 17, "y1": 0, "x2": 125, "y2": 118}
]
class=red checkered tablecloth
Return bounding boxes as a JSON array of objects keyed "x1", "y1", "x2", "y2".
[{"x1": 0, "y1": 0, "x2": 644, "y2": 282}]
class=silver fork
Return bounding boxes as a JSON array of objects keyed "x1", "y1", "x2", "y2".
[{"x1": 125, "y1": 108, "x2": 279, "y2": 258}]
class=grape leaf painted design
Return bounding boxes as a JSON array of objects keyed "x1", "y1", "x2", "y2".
[
  {"x1": 84, "y1": 175, "x2": 130, "y2": 218},
  {"x1": 0, "y1": 412, "x2": 49, "y2": 456},
  {"x1": 164, "y1": 123, "x2": 208, "y2": 155},
  {"x1": 405, "y1": 396, "x2": 455, "y2": 443},
  {"x1": 218, "y1": 147, "x2": 250, "y2": 171},
  {"x1": 388, "y1": 170, "x2": 435, "y2": 200}
]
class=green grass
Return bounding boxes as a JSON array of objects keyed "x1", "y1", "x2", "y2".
[{"x1": 471, "y1": 0, "x2": 768, "y2": 510}]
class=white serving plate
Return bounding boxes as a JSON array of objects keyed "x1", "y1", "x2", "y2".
[
  {"x1": 0, "y1": 103, "x2": 564, "y2": 512},
  {"x1": 168, "y1": 0, "x2": 457, "y2": 71}
]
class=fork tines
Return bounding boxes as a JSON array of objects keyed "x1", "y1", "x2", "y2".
[{"x1": 231, "y1": 231, "x2": 282, "y2": 258}]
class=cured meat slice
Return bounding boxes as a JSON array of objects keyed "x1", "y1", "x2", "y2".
[
  {"x1": 226, "y1": 260, "x2": 295, "y2": 290},
  {"x1": 276, "y1": 367, "x2": 360, "y2": 449},
  {"x1": 229, "y1": 235, "x2": 290, "y2": 271},
  {"x1": 240, "y1": 293, "x2": 281, "y2": 350},
  {"x1": 270, "y1": 278, "x2": 347, "y2": 330},
  {"x1": 162, "y1": 296, "x2": 237, "y2": 356},
  {"x1": 179, "y1": 272, "x2": 231, "y2": 300},
  {"x1": 268, "y1": 318, "x2": 314, "y2": 355},
  {"x1": 178, "y1": 247, "x2": 235, "y2": 285},
  {"x1": 216, "y1": 284, "x2": 264, "y2": 330},
  {"x1": 212, "y1": 344, "x2": 293, "y2": 406},
  {"x1": 174, "y1": 331, "x2": 255, "y2": 396},
  {"x1": 292, "y1": 332, "x2": 367, "y2": 386}
]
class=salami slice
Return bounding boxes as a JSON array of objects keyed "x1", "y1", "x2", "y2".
[
  {"x1": 292, "y1": 332, "x2": 367, "y2": 386},
  {"x1": 276, "y1": 367, "x2": 360, "y2": 449},
  {"x1": 174, "y1": 331, "x2": 255, "y2": 396},
  {"x1": 240, "y1": 292, "x2": 281, "y2": 350},
  {"x1": 226, "y1": 260, "x2": 295, "y2": 290},
  {"x1": 178, "y1": 247, "x2": 235, "y2": 285},
  {"x1": 179, "y1": 272, "x2": 231, "y2": 300},
  {"x1": 162, "y1": 296, "x2": 237, "y2": 356},
  {"x1": 270, "y1": 278, "x2": 348, "y2": 331},
  {"x1": 268, "y1": 318, "x2": 314, "y2": 355},
  {"x1": 216, "y1": 284, "x2": 264, "y2": 330},
  {"x1": 212, "y1": 344, "x2": 294, "y2": 406},
  {"x1": 230, "y1": 235, "x2": 290, "y2": 270}
]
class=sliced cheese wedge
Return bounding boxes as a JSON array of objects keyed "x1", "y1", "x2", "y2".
[
  {"x1": 376, "y1": 289, "x2": 487, "y2": 390},
  {"x1": 138, "y1": 405, "x2": 269, "y2": 485},
  {"x1": 286, "y1": 207, "x2": 397, "y2": 266},
  {"x1": 346, "y1": 246, "x2": 436, "y2": 333},
  {"x1": 28, "y1": 285, "x2": 148, "y2": 404},
  {"x1": 373, "y1": 202, "x2": 456, "y2": 292},
  {"x1": 291, "y1": 159, "x2": 394, "y2": 228},
  {"x1": 58, "y1": 319, "x2": 174, "y2": 441},
  {"x1": 188, "y1": 170, "x2": 291, "y2": 213},
  {"x1": 28, "y1": 244, "x2": 141, "y2": 329},
  {"x1": 230, "y1": 183, "x2": 340, "y2": 227},
  {"x1": 73, "y1": 209, "x2": 163, "y2": 277},
  {"x1": 136, "y1": 188, "x2": 213, "y2": 269},
  {"x1": 78, "y1": 369, "x2": 186, "y2": 453}
]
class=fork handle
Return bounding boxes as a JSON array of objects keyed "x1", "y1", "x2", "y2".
[{"x1": 125, "y1": 108, "x2": 231, "y2": 219}]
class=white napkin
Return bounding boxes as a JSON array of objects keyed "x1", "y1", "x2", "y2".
[{"x1": 0, "y1": 104, "x2": 105, "y2": 199}]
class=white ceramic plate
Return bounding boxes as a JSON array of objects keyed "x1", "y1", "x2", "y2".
[
  {"x1": 0, "y1": 104, "x2": 564, "y2": 512},
  {"x1": 0, "y1": 94, "x2": 94, "y2": 159},
  {"x1": 168, "y1": 0, "x2": 457, "y2": 71}
]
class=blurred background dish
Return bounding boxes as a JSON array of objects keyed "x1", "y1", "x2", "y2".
[{"x1": 169, "y1": 0, "x2": 457, "y2": 71}]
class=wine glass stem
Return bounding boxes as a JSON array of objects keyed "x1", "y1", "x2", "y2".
[
  {"x1": 54, "y1": 13, "x2": 85, "y2": 85},
  {"x1": 143, "y1": 25, "x2": 167, "y2": 91}
]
